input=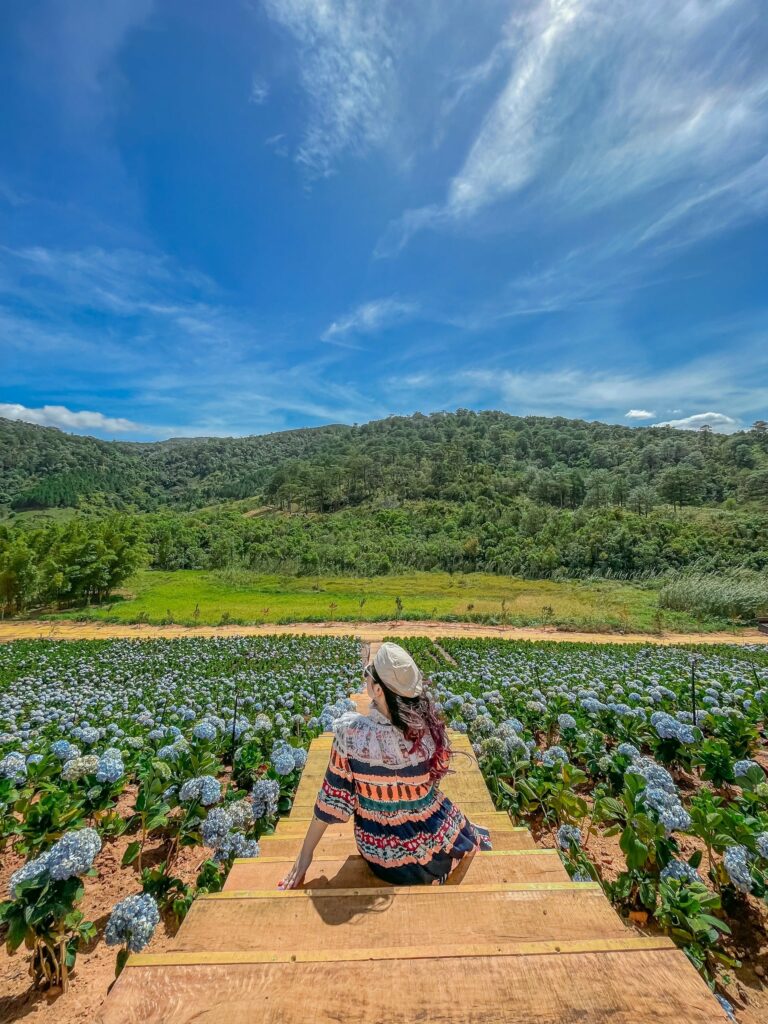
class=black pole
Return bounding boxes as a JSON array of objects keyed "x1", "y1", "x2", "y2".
[{"x1": 230, "y1": 683, "x2": 240, "y2": 765}]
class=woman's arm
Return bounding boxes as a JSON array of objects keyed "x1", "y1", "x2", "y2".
[
  {"x1": 277, "y1": 815, "x2": 328, "y2": 890},
  {"x1": 278, "y1": 733, "x2": 355, "y2": 890}
]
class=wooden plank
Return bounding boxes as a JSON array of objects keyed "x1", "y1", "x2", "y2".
[
  {"x1": 206, "y1": 881, "x2": 600, "y2": 897},
  {"x1": 99, "y1": 948, "x2": 726, "y2": 1024},
  {"x1": 171, "y1": 886, "x2": 619, "y2": 954},
  {"x1": 223, "y1": 849, "x2": 568, "y2": 891},
  {"x1": 127, "y1": 936, "x2": 675, "y2": 967},
  {"x1": 257, "y1": 826, "x2": 535, "y2": 859}
]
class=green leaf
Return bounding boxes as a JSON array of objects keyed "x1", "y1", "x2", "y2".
[
  {"x1": 121, "y1": 841, "x2": 142, "y2": 866},
  {"x1": 115, "y1": 948, "x2": 131, "y2": 977},
  {"x1": 620, "y1": 825, "x2": 650, "y2": 872}
]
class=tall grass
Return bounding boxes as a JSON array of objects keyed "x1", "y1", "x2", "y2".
[{"x1": 659, "y1": 571, "x2": 768, "y2": 622}]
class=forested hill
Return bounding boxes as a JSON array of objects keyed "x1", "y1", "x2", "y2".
[{"x1": 2, "y1": 411, "x2": 768, "y2": 515}]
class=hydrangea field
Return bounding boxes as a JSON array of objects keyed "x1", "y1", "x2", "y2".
[
  {"x1": 0, "y1": 636, "x2": 359, "y2": 989},
  {"x1": 2, "y1": 632, "x2": 768, "y2": 1017},
  {"x1": 395, "y1": 636, "x2": 768, "y2": 1003}
]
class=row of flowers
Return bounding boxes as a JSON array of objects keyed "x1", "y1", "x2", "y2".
[
  {"x1": 395, "y1": 636, "x2": 768, "y2": 1011},
  {"x1": 0, "y1": 636, "x2": 360, "y2": 989}
]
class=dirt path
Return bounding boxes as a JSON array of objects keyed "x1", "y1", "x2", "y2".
[{"x1": 0, "y1": 619, "x2": 765, "y2": 646}]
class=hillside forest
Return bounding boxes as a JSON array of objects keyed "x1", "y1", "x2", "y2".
[{"x1": 1, "y1": 411, "x2": 766, "y2": 617}]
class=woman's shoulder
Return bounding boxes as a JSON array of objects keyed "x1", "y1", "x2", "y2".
[
  {"x1": 332, "y1": 708, "x2": 409, "y2": 761},
  {"x1": 332, "y1": 709, "x2": 385, "y2": 739}
]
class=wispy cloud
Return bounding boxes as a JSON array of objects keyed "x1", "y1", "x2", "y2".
[
  {"x1": 249, "y1": 74, "x2": 269, "y2": 105},
  {"x1": 625, "y1": 409, "x2": 655, "y2": 420},
  {"x1": 321, "y1": 298, "x2": 417, "y2": 342},
  {"x1": 0, "y1": 402, "x2": 140, "y2": 433},
  {"x1": 653, "y1": 411, "x2": 738, "y2": 432},
  {"x1": 260, "y1": 0, "x2": 397, "y2": 176},
  {"x1": 380, "y1": 0, "x2": 768, "y2": 258}
]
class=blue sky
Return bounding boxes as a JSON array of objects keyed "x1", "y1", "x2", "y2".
[{"x1": 1, "y1": 0, "x2": 766, "y2": 441}]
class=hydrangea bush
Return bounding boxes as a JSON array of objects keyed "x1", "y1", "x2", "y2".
[{"x1": 0, "y1": 828, "x2": 101, "y2": 989}]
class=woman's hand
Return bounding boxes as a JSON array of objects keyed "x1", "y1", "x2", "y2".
[{"x1": 278, "y1": 850, "x2": 312, "y2": 890}]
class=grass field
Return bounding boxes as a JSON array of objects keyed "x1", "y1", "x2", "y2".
[{"x1": 38, "y1": 569, "x2": 744, "y2": 633}]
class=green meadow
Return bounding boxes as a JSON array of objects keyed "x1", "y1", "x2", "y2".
[{"x1": 42, "y1": 569, "x2": 740, "y2": 633}]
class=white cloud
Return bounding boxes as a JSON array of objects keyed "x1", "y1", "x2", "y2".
[
  {"x1": 260, "y1": 0, "x2": 396, "y2": 175},
  {"x1": 653, "y1": 411, "x2": 739, "y2": 432},
  {"x1": 625, "y1": 409, "x2": 655, "y2": 419},
  {"x1": 0, "y1": 402, "x2": 140, "y2": 433},
  {"x1": 322, "y1": 298, "x2": 416, "y2": 341},
  {"x1": 249, "y1": 75, "x2": 269, "y2": 105}
]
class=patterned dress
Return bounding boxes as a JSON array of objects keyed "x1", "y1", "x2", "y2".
[{"x1": 313, "y1": 704, "x2": 492, "y2": 884}]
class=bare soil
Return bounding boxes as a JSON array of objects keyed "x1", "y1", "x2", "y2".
[
  {"x1": 0, "y1": 791, "x2": 205, "y2": 1024},
  {"x1": 0, "y1": 619, "x2": 765, "y2": 646}
]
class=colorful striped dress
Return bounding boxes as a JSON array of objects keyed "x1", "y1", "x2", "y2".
[{"x1": 313, "y1": 704, "x2": 492, "y2": 884}]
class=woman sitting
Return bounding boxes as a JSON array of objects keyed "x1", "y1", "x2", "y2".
[{"x1": 279, "y1": 642, "x2": 491, "y2": 888}]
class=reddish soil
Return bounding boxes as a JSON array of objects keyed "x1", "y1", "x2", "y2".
[{"x1": 0, "y1": 824, "x2": 204, "y2": 1024}]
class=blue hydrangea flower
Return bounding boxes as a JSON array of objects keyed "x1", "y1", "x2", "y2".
[
  {"x1": 291, "y1": 747, "x2": 308, "y2": 771},
  {"x1": 212, "y1": 831, "x2": 260, "y2": 863},
  {"x1": 756, "y1": 832, "x2": 768, "y2": 861},
  {"x1": 192, "y1": 720, "x2": 218, "y2": 741},
  {"x1": 650, "y1": 711, "x2": 695, "y2": 744},
  {"x1": 541, "y1": 745, "x2": 569, "y2": 767},
  {"x1": 51, "y1": 740, "x2": 80, "y2": 762},
  {"x1": 0, "y1": 751, "x2": 27, "y2": 783},
  {"x1": 228, "y1": 798, "x2": 255, "y2": 832},
  {"x1": 8, "y1": 854, "x2": 51, "y2": 897},
  {"x1": 8, "y1": 827, "x2": 103, "y2": 896},
  {"x1": 251, "y1": 778, "x2": 280, "y2": 819},
  {"x1": 201, "y1": 807, "x2": 234, "y2": 848},
  {"x1": 581, "y1": 698, "x2": 605, "y2": 714},
  {"x1": 96, "y1": 750, "x2": 124, "y2": 784},
  {"x1": 557, "y1": 714, "x2": 577, "y2": 732},
  {"x1": 271, "y1": 749, "x2": 296, "y2": 776},
  {"x1": 616, "y1": 742, "x2": 639, "y2": 759},
  {"x1": 723, "y1": 845, "x2": 753, "y2": 894},
  {"x1": 178, "y1": 775, "x2": 221, "y2": 806},
  {"x1": 661, "y1": 859, "x2": 701, "y2": 884},
  {"x1": 105, "y1": 893, "x2": 160, "y2": 952},
  {"x1": 733, "y1": 759, "x2": 760, "y2": 778},
  {"x1": 556, "y1": 824, "x2": 582, "y2": 850}
]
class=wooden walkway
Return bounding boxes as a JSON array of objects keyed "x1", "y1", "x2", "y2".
[{"x1": 100, "y1": 684, "x2": 726, "y2": 1022}]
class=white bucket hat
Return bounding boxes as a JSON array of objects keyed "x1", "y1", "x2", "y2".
[{"x1": 366, "y1": 642, "x2": 424, "y2": 698}]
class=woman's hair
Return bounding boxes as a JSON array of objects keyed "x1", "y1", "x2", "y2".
[{"x1": 372, "y1": 664, "x2": 452, "y2": 781}]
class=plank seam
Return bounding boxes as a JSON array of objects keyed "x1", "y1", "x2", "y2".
[
  {"x1": 199, "y1": 881, "x2": 601, "y2": 899},
  {"x1": 126, "y1": 936, "x2": 675, "y2": 968}
]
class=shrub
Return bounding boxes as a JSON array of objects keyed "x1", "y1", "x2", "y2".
[{"x1": 658, "y1": 571, "x2": 768, "y2": 621}]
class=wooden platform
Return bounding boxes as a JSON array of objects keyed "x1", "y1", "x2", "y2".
[{"x1": 99, "y1": 654, "x2": 727, "y2": 1024}]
